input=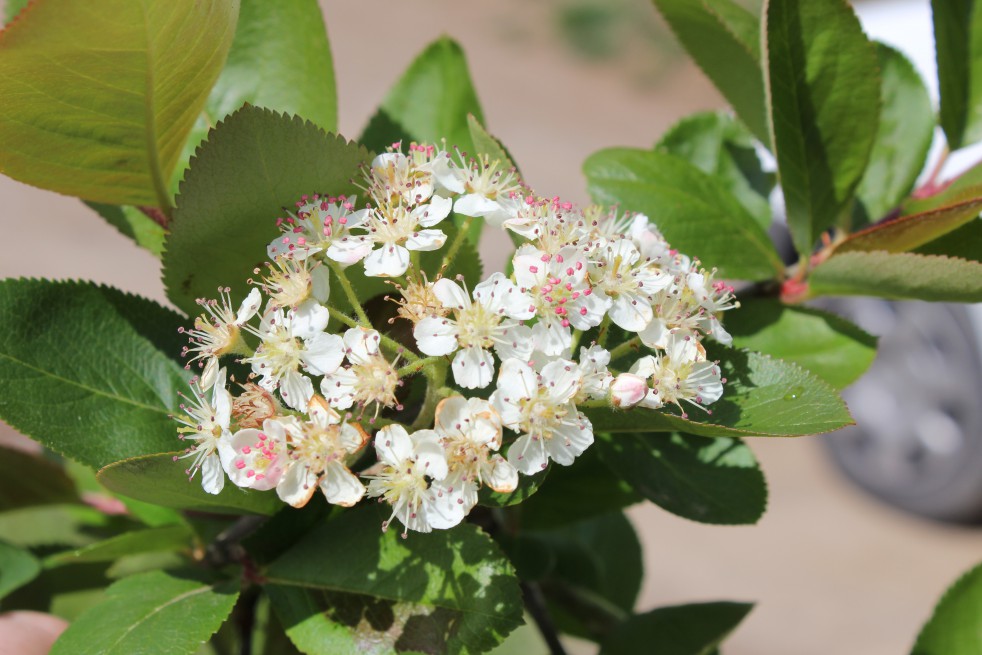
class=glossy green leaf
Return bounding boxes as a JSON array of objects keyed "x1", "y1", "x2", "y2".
[
  {"x1": 810, "y1": 251, "x2": 982, "y2": 302},
  {"x1": 0, "y1": 540, "x2": 41, "y2": 600},
  {"x1": 360, "y1": 37, "x2": 484, "y2": 157},
  {"x1": 44, "y1": 524, "x2": 193, "y2": 567},
  {"x1": 652, "y1": 0, "x2": 768, "y2": 144},
  {"x1": 264, "y1": 506, "x2": 523, "y2": 655},
  {"x1": 0, "y1": 447, "x2": 78, "y2": 511},
  {"x1": 764, "y1": 0, "x2": 880, "y2": 256},
  {"x1": 0, "y1": 0, "x2": 238, "y2": 209},
  {"x1": 657, "y1": 111, "x2": 774, "y2": 230},
  {"x1": 855, "y1": 44, "x2": 935, "y2": 224},
  {"x1": 912, "y1": 559, "x2": 982, "y2": 654},
  {"x1": 590, "y1": 344, "x2": 853, "y2": 437},
  {"x1": 50, "y1": 570, "x2": 239, "y2": 655},
  {"x1": 932, "y1": 0, "x2": 982, "y2": 150},
  {"x1": 584, "y1": 147, "x2": 783, "y2": 280},
  {"x1": 726, "y1": 299, "x2": 877, "y2": 389},
  {"x1": 97, "y1": 453, "x2": 283, "y2": 516},
  {"x1": 915, "y1": 217, "x2": 982, "y2": 262},
  {"x1": 468, "y1": 114, "x2": 516, "y2": 173},
  {"x1": 84, "y1": 203, "x2": 167, "y2": 257},
  {"x1": 597, "y1": 432, "x2": 767, "y2": 525},
  {"x1": 837, "y1": 196, "x2": 982, "y2": 255},
  {"x1": 600, "y1": 602, "x2": 753, "y2": 655},
  {"x1": 162, "y1": 106, "x2": 370, "y2": 315},
  {"x1": 0, "y1": 280, "x2": 187, "y2": 469},
  {"x1": 479, "y1": 467, "x2": 548, "y2": 508}
]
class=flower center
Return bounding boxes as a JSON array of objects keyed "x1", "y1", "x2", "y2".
[
  {"x1": 351, "y1": 357, "x2": 399, "y2": 408},
  {"x1": 456, "y1": 302, "x2": 498, "y2": 349}
]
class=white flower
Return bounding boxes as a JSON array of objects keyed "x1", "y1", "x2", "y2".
[
  {"x1": 181, "y1": 287, "x2": 261, "y2": 390},
  {"x1": 274, "y1": 396, "x2": 369, "y2": 508},
  {"x1": 174, "y1": 368, "x2": 233, "y2": 494},
  {"x1": 575, "y1": 344, "x2": 612, "y2": 402},
  {"x1": 685, "y1": 267, "x2": 738, "y2": 345},
  {"x1": 369, "y1": 150, "x2": 436, "y2": 206},
  {"x1": 588, "y1": 236, "x2": 672, "y2": 331},
  {"x1": 430, "y1": 396, "x2": 518, "y2": 523},
  {"x1": 512, "y1": 245, "x2": 609, "y2": 356},
  {"x1": 320, "y1": 327, "x2": 400, "y2": 415},
  {"x1": 449, "y1": 155, "x2": 522, "y2": 225},
  {"x1": 361, "y1": 196, "x2": 453, "y2": 277},
  {"x1": 244, "y1": 307, "x2": 344, "y2": 410},
  {"x1": 364, "y1": 424, "x2": 452, "y2": 535},
  {"x1": 502, "y1": 196, "x2": 589, "y2": 252},
  {"x1": 220, "y1": 417, "x2": 290, "y2": 491},
  {"x1": 628, "y1": 213, "x2": 677, "y2": 270},
  {"x1": 266, "y1": 195, "x2": 372, "y2": 266},
  {"x1": 254, "y1": 256, "x2": 330, "y2": 314},
  {"x1": 491, "y1": 358, "x2": 593, "y2": 475},
  {"x1": 413, "y1": 273, "x2": 534, "y2": 389},
  {"x1": 629, "y1": 333, "x2": 724, "y2": 417}
]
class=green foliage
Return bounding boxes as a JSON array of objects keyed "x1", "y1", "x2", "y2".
[
  {"x1": 600, "y1": 601, "x2": 754, "y2": 655},
  {"x1": 0, "y1": 540, "x2": 41, "y2": 600},
  {"x1": 597, "y1": 432, "x2": 767, "y2": 525},
  {"x1": 592, "y1": 344, "x2": 853, "y2": 437},
  {"x1": 3, "y1": 0, "x2": 30, "y2": 23},
  {"x1": 0, "y1": 0, "x2": 238, "y2": 210},
  {"x1": 85, "y1": 203, "x2": 167, "y2": 257},
  {"x1": 912, "y1": 560, "x2": 982, "y2": 654},
  {"x1": 837, "y1": 197, "x2": 982, "y2": 255},
  {"x1": 726, "y1": 299, "x2": 877, "y2": 389},
  {"x1": 50, "y1": 571, "x2": 239, "y2": 655},
  {"x1": 44, "y1": 524, "x2": 193, "y2": 567},
  {"x1": 97, "y1": 454, "x2": 284, "y2": 516},
  {"x1": 809, "y1": 251, "x2": 982, "y2": 302},
  {"x1": 0, "y1": 280, "x2": 187, "y2": 469},
  {"x1": 0, "y1": 447, "x2": 78, "y2": 511},
  {"x1": 163, "y1": 106, "x2": 370, "y2": 315},
  {"x1": 264, "y1": 506, "x2": 523, "y2": 655},
  {"x1": 584, "y1": 147, "x2": 783, "y2": 281},
  {"x1": 651, "y1": 0, "x2": 768, "y2": 144},
  {"x1": 932, "y1": 0, "x2": 982, "y2": 150},
  {"x1": 915, "y1": 218, "x2": 982, "y2": 262},
  {"x1": 855, "y1": 44, "x2": 935, "y2": 224},
  {"x1": 479, "y1": 467, "x2": 549, "y2": 508},
  {"x1": 657, "y1": 111, "x2": 774, "y2": 230},
  {"x1": 764, "y1": 0, "x2": 880, "y2": 257}
]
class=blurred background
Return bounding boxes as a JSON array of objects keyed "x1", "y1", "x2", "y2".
[{"x1": 2, "y1": 0, "x2": 982, "y2": 653}]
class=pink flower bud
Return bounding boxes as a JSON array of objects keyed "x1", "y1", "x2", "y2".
[{"x1": 611, "y1": 373, "x2": 648, "y2": 409}]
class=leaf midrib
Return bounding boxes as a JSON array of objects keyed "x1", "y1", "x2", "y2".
[{"x1": 102, "y1": 584, "x2": 213, "y2": 653}]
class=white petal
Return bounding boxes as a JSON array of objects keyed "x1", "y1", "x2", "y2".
[
  {"x1": 405, "y1": 229, "x2": 447, "y2": 252},
  {"x1": 532, "y1": 319, "x2": 571, "y2": 356},
  {"x1": 311, "y1": 266, "x2": 331, "y2": 303},
  {"x1": 454, "y1": 193, "x2": 500, "y2": 218},
  {"x1": 484, "y1": 455, "x2": 519, "y2": 493},
  {"x1": 630, "y1": 355, "x2": 658, "y2": 379},
  {"x1": 339, "y1": 422, "x2": 369, "y2": 453},
  {"x1": 546, "y1": 419, "x2": 593, "y2": 466},
  {"x1": 415, "y1": 195, "x2": 453, "y2": 227},
  {"x1": 639, "y1": 317, "x2": 670, "y2": 349},
  {"x1": 497, "y1": 358, "x2": 537, "y2": 400},
  {"x1": 326, "y1": 235, "x2": 373, "y2": 266},
  {"x1": 320, "y1": 368, "x2": 356, "y2": 409},
  {"x1": 301, "y1": 332, "x2": 345, "y2": 375},
  {"x1": 431, "y1": 278, "x2": 469, "y2": 310},
  {"x1": 364, "y1": 243, "x2": 410, "y2": 277},
  {"x1": 276, "y1": 462, "x2": 318, "y2": 508},
  {"x1": 375, "y1": 425, "x2": 413, "y2": 465},
  {"x1": 507, "y1": 434, "x2": 549, "y2": 475},
  {"x1": 427, "y1": 485, "x2": 469, "y2": 529},
  {"x1": 451, "y1": 346, "x2": 494, "y2": 389},
  {"x1": 280, "y1": 370, "x2": 314, "y2": 411},
  {"x1": 319, "y1": 461, "x2": 366, "y2": 506},
  {"x1": 494, "y1": 323, "x2": 534, "y2": 362},
  {"x1": 414, "y1": 316, "x2": 459, "y2": 356},
  {"x1": 211, "y1": 383, "x2": 232, "y2": 428},
  {"x1": 608, "y1": 294, "x2": 653, "y2": 332},
  {"x1": 539, "y1": 359, "x2": 582, "y2": 404},
  {"x1": 199, "y1": 454, "x2": 225, "y2": 495},
  {"x1": 236, "y1": 288, "x2": 263, "y2": 324},
  {"x1": 290, "y1": 300, "x2": 330, "y2": 339},
  {"x1": 413, "y1": 430, "x2": 449, "y2": 480},
  {"x1": 568, "y1": 290, "x2": 609, "y2": 330},
  {"x1": 343, "y1": 327, "x2": 380, "y2": 363},
  {"x1": 429, "y1": 156, "x2": 465, "y2": 194}
]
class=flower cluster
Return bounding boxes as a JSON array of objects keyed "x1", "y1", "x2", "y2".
[{"x1": 174, "y1": 141, "x2": 735, "y2": 536}]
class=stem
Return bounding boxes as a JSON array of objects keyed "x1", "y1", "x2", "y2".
[
  {"x1": 327, "y1": 306, "x2": 359, "y2": 329},
  {"x1": 411, "y1": 358, "x2": 448, "y2": 429},
  {"x1": 329, "y1": 261, "x2": 371, "y2": 327},
  {"x1": 136, "y1": 205, "x2": 169, "y2": 230},
  {"x1": 233, "y1": 586, "x2": 260, "y2": 655},
  {"x1": 596, "y1": 315, "x2": 611, "y2": 348},
  {"x1": 608, "y1": 336, "x2": 641, "y2": 361},
  {"x1": 397, "y1": 355, "x2": 442, "y2": 378},
  {"x1": 925, "y1": 144, "x2": 950, "y2": 190},
  {"x1": 569, "y1": 329, "x2": 583, "y2": 353},
  {"x1": 520, "y1": 581, "x2": 568, "y2": 655},
  {"x1": 441, "y1": 215, "x2": 474, "y2": 272}
]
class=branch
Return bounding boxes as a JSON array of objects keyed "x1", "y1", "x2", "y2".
[{"x1": 520, "y1": 581, "x2": 568, "y2": 655}]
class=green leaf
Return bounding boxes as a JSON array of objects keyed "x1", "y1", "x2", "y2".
[
  {"x1": 0, "y1": 504, "x2": 124, "y2": 549},
  {"x1": 360, "y1": 37, "x2": 484, "y2": 157},
  {"x1": 810, "y1": 251, "x2": 982, "y2": 302},
  {"x1": 84, "y1": 203, "x2": 166, "y2": 257},
  {"x1": 0, "y1": 447, "x2": 78, "y2": 511},
  {"x1": 657, "y1": 111, "x2": 774, "y2": 231},
  {"x1": 0, "y1": 540, "x2": 41, "y2": 600},
  {"x1": 589, "y1": 344, "x2": 853, "y2": 437},
  {"x1": 764, "y1": 0, "x2": 880, "y2": 256},
  {"x1": 44, "y1": 524, "x2": 193, "y2": 568},
  {"x1": 3, "y1": 0, "x2": 29, "y2": 24},
  {"x1": 932, "y1": 0, "x2": 982, "y2": 150},
  {"x1": 479, "y1": 467, "x2": 548, "y2": 508},
  {"x1": 855, "y1": 44, "x2": 935, "y2": 224},
  {"x1": 596, "y1": 432, "x2": 767, "y2": 525},
  {"x1": 584, "y1": 147, "x2": 783, "y2": 281},
  {"x1": 264, "y1": 506, "x2": 523, "y2": 655},
  {"x1": 0, "y1": 280, "x2": 187, "y2": 469},
  {"x1": 0, "y1": 0, "x2": 238, "y2": 209},
  {"x1": 50, "y1": 570, "x2": 239, "y2": 655},
  {"x1": 162, "y1": 106, "x2": 370, "y2": 315},
  {"x1": 837, "y1": 196, "x2": 982, "y2": 255},
  {"x1": 467, "y1": 115, "x2": 516, "y2": 173},
  {"x1": 600, "y1": 602, "x2": 754, "y2": 655},
  {"x1": 651, "y1": 0, "x2": 768, "y2": 144},
  {"x1": 726, "y1": 299, "x2": 877, "y2": 389},
  {"x1": 97, "y1": 453, "x2": 284, "y2": 516},
  {"x1": 912, "y1": 559, "x2": 982, "y2": 654},
  {"x1": 914, "y1": 217, "x2": 982, "y2": 262}
]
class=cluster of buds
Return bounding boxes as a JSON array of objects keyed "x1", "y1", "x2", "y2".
[{"x1": 174, "y1": 141, "x2": 736, "y2": 536}]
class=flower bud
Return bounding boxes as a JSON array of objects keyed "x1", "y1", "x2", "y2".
[{"x1": 610, "y1": 373, "x2": 648, "y2": 409}]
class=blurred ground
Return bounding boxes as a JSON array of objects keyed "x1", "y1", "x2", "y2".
[{"x1": 2, "y1": 0, "x2": 982, "y2": 653}]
